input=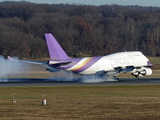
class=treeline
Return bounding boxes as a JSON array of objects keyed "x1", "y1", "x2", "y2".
[{"x1": 0, "y1": 1, "x2": 160, "y2": 59}]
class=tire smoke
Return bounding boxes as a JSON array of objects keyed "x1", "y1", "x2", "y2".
[{"x1": 0, "y1": 56, "x2": 22, "y2": 78}]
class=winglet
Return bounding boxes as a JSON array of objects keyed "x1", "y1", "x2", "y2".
[
  {"x1": 45, "y1": 33, "x2": 70, "y2": 60},
  {"x1": 7, "y1": 56, "x2": 14, "y2": 61}
]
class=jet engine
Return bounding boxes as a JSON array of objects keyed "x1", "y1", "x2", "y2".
[{"x1": 131, "y1": 67, "x2": 152, "y2": 77}]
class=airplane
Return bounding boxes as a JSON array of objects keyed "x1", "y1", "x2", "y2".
[{"x1": 9, "y1": 33, "x2": 153, "y2": 81}]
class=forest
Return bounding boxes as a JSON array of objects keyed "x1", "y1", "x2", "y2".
[{"x1": 0, "y1": 1, "x2": 160, "y2": 59}]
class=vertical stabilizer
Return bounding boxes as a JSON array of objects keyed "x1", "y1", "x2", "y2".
[{"x1": 45, "y1": 33, "x2": 70, "y2": 60}]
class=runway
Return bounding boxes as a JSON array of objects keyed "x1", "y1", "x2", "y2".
[{"x1": 0, "y1": 78, "x2": 160, "y2": 87}]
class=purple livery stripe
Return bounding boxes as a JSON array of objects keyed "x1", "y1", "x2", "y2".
[
  {"x1": 71, "y1": 57, "x2": 94, "y2": 71},
  {"x1": 71, "y1": 56, "x2": 102, "y2": 73}
]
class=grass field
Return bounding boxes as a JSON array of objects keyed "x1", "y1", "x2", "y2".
[{"x1": 0, "y1": 85, "x2": 160, "y2": 120}]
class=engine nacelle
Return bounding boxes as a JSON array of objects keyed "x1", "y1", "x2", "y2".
[{"x1": 131, "y1": 67, "x2": 152, "y2": 77}]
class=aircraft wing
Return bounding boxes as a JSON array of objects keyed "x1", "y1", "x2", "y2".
[
  {"x1": 7, "y1": 56, "x2": 72, "y2": 72},
  {"x1": 8, "y1": 56, "x2": 47, "y2": 66},
  {"x1": 105, "y1": 65, "x2": 151, "y2": 78},
  {"x1": 98, "y1": 66, "x2": 135, "y2": 77},
  {"x1": 119, "y1": 66, "x2": 135, "y2": 73},
  {"x1": 20, "y1": 60, "x2": 47, "y2": 65}
]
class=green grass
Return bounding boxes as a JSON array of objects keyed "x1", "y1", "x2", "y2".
[
  {"x1": 148, "y1": 57, "x2": 160, "y2": 69},
  {"x1": 148, "y1": 57, "x2": 160, "y2": 64},
  {"x1": 0, "y1": 85, "x2": 160, "y2": 120}
]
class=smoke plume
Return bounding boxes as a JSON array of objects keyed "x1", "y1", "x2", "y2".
[{"x1": 0, "y1": 56, "x2": 22, "y2": 78}]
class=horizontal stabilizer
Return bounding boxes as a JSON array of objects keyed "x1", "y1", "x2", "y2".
[{"x1": 48, "y1": 60, "x2": 72, "y2": 67}]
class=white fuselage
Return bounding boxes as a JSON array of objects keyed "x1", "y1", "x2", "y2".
[{"x1": 66, "y1": 51, "x2": 150, "y2": 75}]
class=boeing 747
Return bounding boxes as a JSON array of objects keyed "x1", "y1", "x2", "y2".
[{"x1": 10, "y1": 33, "x2": 153, "y2": 81}]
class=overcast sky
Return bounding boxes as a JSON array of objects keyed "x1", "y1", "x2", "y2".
[{"x1": 1, "y1": 0, "x2": 160, "y2": 7}]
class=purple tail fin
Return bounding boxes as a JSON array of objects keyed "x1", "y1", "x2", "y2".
[{"x1": 45, "y1": 33, "x2": 70, "y2": 60}]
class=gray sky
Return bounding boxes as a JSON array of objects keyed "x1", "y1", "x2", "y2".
[{"x1": 1, "y1": 0, "x2": 160, "y2": 7}]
